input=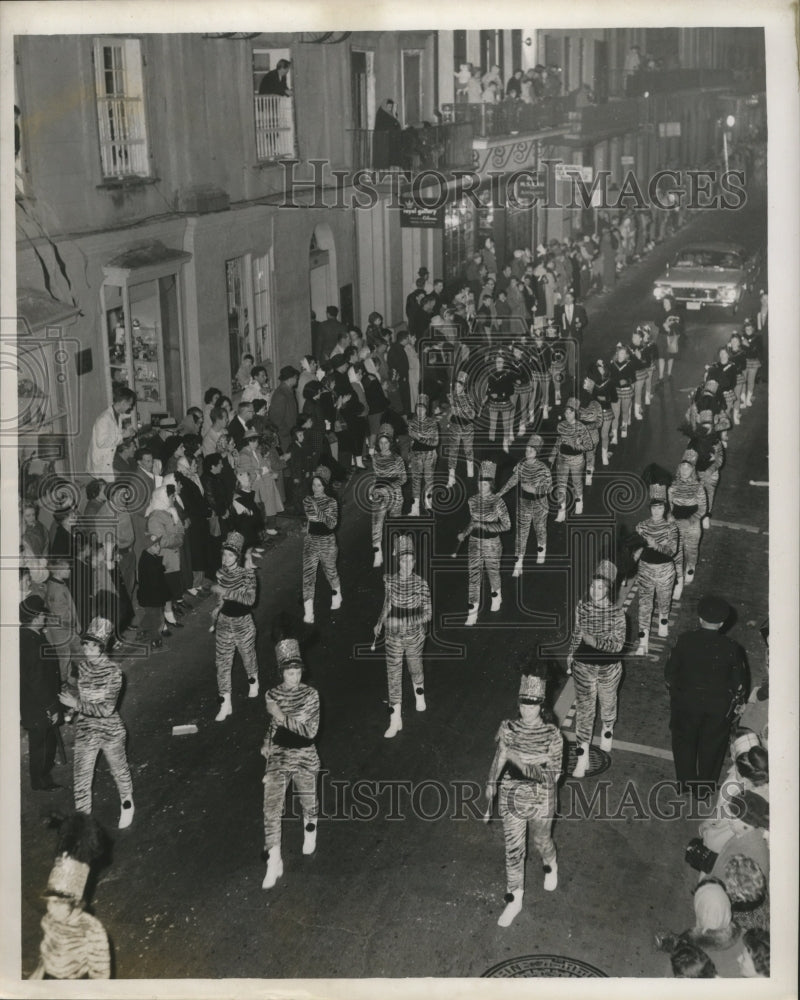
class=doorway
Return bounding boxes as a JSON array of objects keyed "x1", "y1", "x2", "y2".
[
  {"x1": 309, "y1": 224, "x2": 339, "y2": 322},
  {"x1": 402, "y1": 50, "x2": 422, "y2": 126}
]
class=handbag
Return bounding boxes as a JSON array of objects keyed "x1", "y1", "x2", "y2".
[{"x1": 684, "y1": 837, "x2": 718, "y2": 874}]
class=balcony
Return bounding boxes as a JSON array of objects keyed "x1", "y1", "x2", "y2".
[
  {"x1": 562, "y1": 98, "x2": 642, "y2": 141},
  {"x1": 96, "y1": 96, "x2": 149, "y2": 178},
  {"x1": 254, "y1": 94, "x2": 296, "y2": 161},
  {"x1": 349, "y1": 122, "x2": 473, "y2": 173},
  {"x1": 442, "y1": 97, "x2": 574, "y2": 139}
]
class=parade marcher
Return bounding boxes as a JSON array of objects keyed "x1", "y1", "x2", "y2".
[
  {"x1": 740, "y1": 318, "x2": 762, "y2": 408},
  {"x1": 29, "y1": 813, "x2": 111, "y2": 980},
  {"x1": 484, "y1": 667, "x2": 563, "y2": 927},
  {"x1": 566, "y1": 560, "x2": 626, "y2": 777},
  {"x1": 668, "y1": 451, "x2": 708, "y2": 598},
  {"x1": 528, "y1": 329, "x2": 551, "y2": 419},
  {"x1": 546, "y1": 321, "x2": 569, "y2": 410},
  {"x1": 585, "y1": 360, "x2": 618, "y2": 465},
  {"x1": 687, "y1": 422, "x2": 724, "y2": 528},
  {"x1": 640, "y1": 322, "x2": 659, "y2": 406},
  {"x1": 57, "y1": 617, "x2": 134, "y2": 829},
  {"x1": 578, "y1": 392, "x2": 603, "y2": 486},
  {"x1": 631, "y1": 481, "x2": 679, "y2": 655},
  {"x1": 656, "y1": 295, "x2": 683, "y2": 380},
  {"x1": 369, "y1": 423, "x2": 407, "y2": 568},
  {"x1": 550, "y1": 398, "x2": 593, "y2": 522},
  {"x1": 629, "y1": 326, "x2": 649, "y2": 420},
  {"x1": 446, "y1": 369, "x2": 476, "y2": 486},
  {"x1": 210, "y1": 531, "x2": 260, "y2": 722},
  {"x1": 485, "y1": 352, "x2": 516, "y2": 452},
  {"x1": 457, "y1": 461, "x2": 510, "y2": 626},
  {"x1": 609, "y1": 343, "x2": 635, "y2": 440},
  {"x1": 408, "y1": 394, "x2": 439, "y2": 516},
  {"x1": 497, "y1": 434, "x2": 552, "y2": 575},
  {"x1": 373, "y1": 533, "x2": 432, "y2": 738},
  {"x1": 301, "y1": 466, "x2": 342, "y2": 624},
  {"x1": 20, "y1": 595, "x2": 62, "y2": 791},
  {"x1": 726, "y1": 334, "x2": 747, "y2": 423},
  {"x1": 261, "y1": 621, "x2": 321, "y2": 889},
  {"x1": 509, "y1": 341, "x2": 534, "y2": 436},
  {"x1": 665, "y1": 595, "x2": 747, "y2": 799},
  {"x1": 706, "y1": 347, "x2": 739, "y2": 426}
]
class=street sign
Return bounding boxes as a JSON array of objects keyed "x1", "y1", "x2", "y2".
[
  {"x1": 621, "y1": 155, "x2": 634, "y2": 166},
  {"x1": 555, "y1": 163, "x2": 593, "y2": 182},
  {"x1": 399, "y1": 203, "x2": 444, "y2": 229}
]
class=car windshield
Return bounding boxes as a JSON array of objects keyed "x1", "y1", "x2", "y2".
[{"x1": 673, "y1": 249, "x2": 743, "y2": 269}]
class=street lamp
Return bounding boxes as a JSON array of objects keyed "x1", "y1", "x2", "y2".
[{"x1": 723, "y1": 114, "x2": 735, "y2": 174}]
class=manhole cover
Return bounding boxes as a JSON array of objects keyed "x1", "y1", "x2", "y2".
[
  {"x1": 483, "y1": 954, "x2": 608, "y2": 978},
  {"x1": 565, "y1": 742, "x2": 611, "y2": 777}
]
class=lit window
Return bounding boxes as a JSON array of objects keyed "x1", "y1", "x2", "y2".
[{"x1": 93, "y1": 38, "x2": 150, "y2": 179}]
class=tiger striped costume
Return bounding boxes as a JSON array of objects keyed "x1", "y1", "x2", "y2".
[
  {"x1": 635, "y1": 516, "x2": 679, "y2": 633},
  {"x1": 528, "y1": 341, "x2": 551, "y2": 414},
  {"x1": 214, "y1": 564, "x2": 258, "y2": 696},
  {"x1": 552, "y1": 419, "x2": 594, "y2": 505},
  {"x1": 497, "y1": 459, "x2": 552, "y2": 559},
  {"x1": 694, "y1": 435, "x2": 724, "y2": 513},
  {"x1": 37, "y1": 908, "x2": 111, "y2": 979},
  {"x1": 408, "y1": 414, "x2": 439, "y2": 501},
  {"x1": 466, "y1": 493, "x2": 511, "y2": 606},
  {"x1": 72, "y1": 655, "x2": 133, "y2": 815},
  {"x1": 668, "y1": 475, "x2": 708, "y2": 579},
  {"x1": 302, "y1": 494, "x2": 340, "y2": 601},
  {"x1": 370, "y1": 452, "x2": 407, "y2": 550},
  {"x1": 262, "y1": 681, "x2": 320, "y2": 853},
  {"x1": 568, "y1": 595, "x2": 626, "y2": 744},
  {"x1": 447, "y1": 390, "x2": 476, "y2": 471},
  {"x1": 578, "y1": 399, "x2": 603, "y2": 475},
  {"x1": 492, "y1": 717, "x2": 563, "y2": 893},
  {"x1": 377, "y1": 571, "x2": 432, "y2": 705}
]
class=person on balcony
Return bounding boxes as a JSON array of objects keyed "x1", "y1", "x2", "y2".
[
  {"x1": 466, "y1": 69, "x2": 482, "y2": 103},
  {"x1": 481, "y1": 81, "x2": 499, "y2": 104},
  {"x1": 454, "y1": 63, "x2": 473, "y2": 102},
  {"x1": 259, "y1": 59, "x2": 292, "y2": 97},
  {"x1": 482, "y1": 64, "x2": 503, "y2": 90},
  {"x1": 374, "y1": 98, "x2": 401, "y2": 170},
  {"x1": 505, "y1": 69, "x2": 524, "y2": 100}
]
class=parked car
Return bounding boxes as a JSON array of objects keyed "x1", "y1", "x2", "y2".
[{"x1": 652, "y1": 242, "x2": 760, "y2": 315}]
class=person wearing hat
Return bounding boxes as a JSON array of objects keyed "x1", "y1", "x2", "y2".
[
  {"x1": 19, "y1": 595, "x2": 62, "y2": 791},
  {"x1": 57, "y1": 617, "x2": 134, "y2": 829},
  {"x1": 373, "y1": 533, "x2": 432, "y2": 738},
  {"x1": 485, "y1": 352, "x2": 516, "y2": 452},
  {"x1": 508, "y1": 341, "x2": 534, "y2": 437},
  {"x1": 446, "y1": 369, "x2": 477, "y2": 486},
  {"x1": 566, "y1": 560, "x2": 626, "y2": 775},
  {"x1": 301, "y1": 466, "x2": 342, "y2": 624},
  {"x1": 368, "y1": 423, "x2": 408, "y2": 568},
  {"x1": 408, "y1": 393, "x2": 439, "y2": 516},
  {"x1": 29, "y1": 813, "x2": 111, "y2": 980},
  {"x1": 739, "y1": 318, "x2": 763, "y2": 408},
  {"x1": 685, "y1": 423, "x2": 724, "y2": 528},
  {"x1": 261, "y1": 620, "x2": 321, "y2": 889},
  {"x1": 549, "y1": 397, "x2": 593, "y2": 522},
  {"x1": 268, "y1": 365, "x2": 300, "y2": 453},
  {"x1": 656, "y1": 881, "x2": 743, "y2": 977},
  {"x1": 484, "y1": 667, "x2": 563, "y2": 927},
  {"x1": 656, "y1": 295, "x2": 683, "y2": 380},
  {"x1": 639, "y1": 322, "x2": 658, "y2": 407},
  {"x1": 665, "y1": 595, "x2": 747, "y2": 798},
  {"x1": 209, "y1": 531, "x2": 261, "y2": 722},
  {"x1": 668, "y1": 451, "x2": 708, "y2": 598},
  {"x1": 707, "y1": 791, "x2": 770, "y2": 887},
  {"x1": 528, "y1": 328, "x2": 551, "y2": 419},
  {"x1": 726, "y1": 333, "x2": 747, "y2": 423},
  {"x1": 547, "y1": 328, "x2": 569, "y2": 410},
  {"x1": 705, "y1": 347, "x2": 739, "y2": 428},
  {"x1": 609, "y1": 343, "x2": 635, "y2": 439},
  {"x1": 457, "y1": 460, "x2": 510, "y2": 626},
  {"x1": 631, "y1": 477, "x2": 679, "y2": 654},
  {"x1": 496, "y1": 434, "x2": 552, "y2": 575},
  {"x1": 629, "y1": 326, "x2": 649, "y2": 421}
]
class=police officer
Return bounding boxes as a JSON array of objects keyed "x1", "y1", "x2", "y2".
[{"x1": 665, "y1": 595, "x2": 747, "y2": 800}]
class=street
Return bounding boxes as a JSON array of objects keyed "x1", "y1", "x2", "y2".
[{"x1": 19, "y1": 203, "x2": 768, "y2": 979}]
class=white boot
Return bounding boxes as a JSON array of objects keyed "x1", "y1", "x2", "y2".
[
  {"x1": 658, "y1": 617, "x2": 669, "y2": 638},
  {"x1": 330, "y1": 590, "x2": 342, "y2": 610},
  {"x1": 621, "y1": 424, "x2": 628, "y2": 438},
  {"x1": 512, "y1": 557, "x2": 523, "y2": 578},
  {"x1": 543, "y1": 859, "x2": 558, "y2": 892},
  {"x1": 634, "y1": 403, "x2": 643, "y2": 421},
  {"x1": 465, "y1": 604, "x2": 478, "y2": 626},
  {"x1": 555, "y1": 505, "x2": 566, "y2": 523},
  {"x1": 572, "y1": 741, "x2": 590, "y2": 778},
  {"x1": 414, "y1": 686, "x2": 426, "y2": 712},
  {"x1": 498, "y1": 889, "x2": 524, "y2": 927},
  {"x1": 303, "y1": 599, "x2": 315, "y2": 624},
  {"x1": 490, "y1": 591, "x2": 502, "y2": 613},
  {"x1": 302, "y1": 821, "x2": 317, "y2": 856},
  {"x1": 518, "y1": 420, "x2": 527, "y2": 436},
  {"x1": 384, "y1": 704, "x2": 402, "y2": 739},
  {"x1": 536, "y1": 546, "x2": 546, "y2": 565},
  {"x1": 502, "y1": 438, "x2": 510, "y2": 453},
  {"x1": 673, "y1": 577, "x2": 684, "y2": 600},
  {"x1": 409, "y1": 499, "x2": 420, "y2": 517},
  {"x1": 635, "y1": 629, "x2": 649, "y2": 656},
  {"x1": 575, "y1": 498, "x2": 584, "y2": 515},
  {"x1": 373, "y1": 547, "x2": 383, "y2": 568},
  {"x1": 684, "y1": 567, "x2": 695, "y2": 585},
  {"x1": 424, "y1": 491, "x2": 433, "y2": 510},
  {"x1": 466, "y1": 460, "x2": 474, "y2": 478},
  {"x1": 733, "y1": 409, "x2": 741, "y2": 425},
  {"x1": 644, "y1": 392, "x2": 652, "y2": 405},
  {"x1": 118, "y1": 798, "x2": 135, "y2": 830},
  {"x1": 599, "y1": 726, "x2": 614, "y2": 753},
  {"x1": 447, "y1": 469, "x2": 456, "y2": 489},
  {"x1": 601, "y1": 448, "x2": 610, "y2": 466},
  {"x1": 585, "y1": 470, "x2": 593, "y2": 486},
  {"x1": 702, "y1": 515, "x2": 710, "y2": 530},
  {"x1": 262, "y1": 847, "x2": 283, "y2": 889},
  {"x1": 248, "y1": 676, "x2": 260, "y2": 698},
  {"x1": 355, "y1": 455, "x2": 366, "y2": 469},
  {"x1": 610, "y1": 429, "x2": 618, "y2": 445},
  {"x1": 542, "y1": 405, "x2": 550, "y2": 419},
  {"x1": 215, "y1": 693, "x2": 232, "y2": 722}
]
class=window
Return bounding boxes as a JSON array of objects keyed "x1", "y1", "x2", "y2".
[
  {"x1": 227, "y1": 253, "x2": 277, "y2": 385},
  {"x1": 93, "y1": 38, "x2": 150, "y2": 179},
  {"x1": 252, "y1": 253, "x2": 277, "y2": 371},
  {"x1": 453, "y1": 30, "x2": 467, "y2": 73},
  {"x1": 252, "y1": 48, "x2": 296, "y2": 161},
  {"x1": 479, "y1": 30, "x2": 503, "y2": 79}
]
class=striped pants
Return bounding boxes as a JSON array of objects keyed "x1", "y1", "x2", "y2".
[
  {"x1": 698, "y1": 469, "x2": 719, "y2": 513},
  {"x1": 73, "y1": 715, "x2": 132, "y2": 814},
  {"x1": 499, "y1": 780, "x2": 556, "y2": 893},
  {"x1": 262, "y1": 748, "x2": 319, "y2": 851},
  {"x1": 600, "y1": 409, "x2": 614, "y2": 451},
  {"x1": 385, "y1": 627, "x2": 425, "y2": 704},
  {"x1": 215, "y1": 612, "x2": 258, "y2": 695},
  {"x1": 556, "y1": 452, "x2": 585, "y2": 504},
  {"x1": 634, "y1": 372, "x2": 647, "y2": 410},
  {"x1": 531, "y1": 373, "x2": 548, "y2": 413},
  {"x1": 584, "y1": 428, "x2": 600, "y2": 474},
  {"x1": 516, "y1": 495, "x2": 548, "y2": 558},
  {"x1": 637, "y1": 560, "x2": 675, "y2": 632},
  {"x1": 447, "y1": 423, "x2": 474, "y2": 470},
  {"x1": 302, "y1": 535, "x2": 340, "y2": 601},
  {"x1": 723, "y1": 388, "x2": 735, "y2": 418},
  {"x1": 410, "y1": 449, "x2": 437, "y2": 500},
  {"x1": 514, "y1": 386, "x2": 534, "y2": 425},
  {"x1": 611, "y1": 389, "x2": 633, "y2": 430},
  {"x1": 674, "y1": 516, "x2": 702, "y2": 578},
  {"x1": 572, "y1": 660, "x2": 623, "y2": 743},
  {"x1": 371, "y1": 488, "x2": 403, "y2": 549},
  {"x1": 488, "y1": 405, "x2": 513, "y2": 442},
  {"x1": 468, "y1": 536, "x2": 502, "y2": 606}
]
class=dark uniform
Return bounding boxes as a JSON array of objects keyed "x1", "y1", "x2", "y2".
[
  {"x1": 20, "y1": 615, "x2": 61, "y2": 790},
  {"x1": 665, "y1": 600, "x2": 747, "y2": 795}
]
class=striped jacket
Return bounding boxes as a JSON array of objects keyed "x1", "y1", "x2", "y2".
[
  {"x1": 303, "y1": 494, "x2": 338, "y2": 532},
  {"x1": 497, "y1": 718, "x2": 563, "y2": 787},
  {"x1": 408, "y1": 415, "x2": 440, "y2": 449},
  {"x1": 569, "y1": 597, "x2": 626, "y2": 664},
  {"x1": 371, "y1": 453, "x2": 407, "y2": 487},
  {"x1": 379, "y1": 572, "x2": 432, "y2": 633},
  {"x1": 635, "y1": 517, "x2": 679, "y2": 560},
  {"x1": 554, "y1": 419, "x2": 594, "y2": 456},
  {"x1": 497, "y1": 459, "x2": 552, "y2": 498},
  {"x1": 39, "y1": 909, "x2": 111, "y2": 979},
  {"x1": 449, "y1": 390, "x2": 476, "y2": 424},
  {"x1": 76, "y1": 657, "x2": 122, "y2": 718},
  {"x1": 668, "y1": 478, "x2": 708, "y2": 518},
  {"x1": 216, "y1": 565, "x2": 257, "y2": 614},
  {"x1": 467, "y1": 494, "x2": 511, "y2": 536},
  {"x1": 265, "y1": 682, "x2": 320, "y2": 751}
]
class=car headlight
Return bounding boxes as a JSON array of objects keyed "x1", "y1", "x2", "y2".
[
  {"x1": 717, "y1": 285, "x2": 738, "y2": 302},
  {"x1": 654, "y1": 285, "x2": 672, "y2": 299}
]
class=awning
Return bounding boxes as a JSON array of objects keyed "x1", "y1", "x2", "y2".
[{"x1": 103, "y1": 240, "x2": 192, "y2": 285}]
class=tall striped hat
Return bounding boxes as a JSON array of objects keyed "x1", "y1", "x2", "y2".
[
  {"x1": 312, "y1": 465, "x2": 331, "y2": 485},
  {"x1": 681, "y1": 449, "x2": 699, "y2": 466},
  {"x1": 376, "y1": 423, "x2": 395, "y2": 442},
  {"x1": 393, "y1": 533, "x2": 415, "y2": 558},
  {"x1": 519, "y1": 673, "x2": 546, "y2": 702},
  {"x1": 43, "y1": 854, "x2": 90, "y2": 901},
  {"x1": 478, "y1": 460, "x2": 496, "y2": 482},
  {"x1": 275, "y1": 638, "x2": 303, "y2": 670},
  {"x1": 649, "y1": 484, "x2": 667, "y2": 502},
  {"x1": 526, "y1": 434, "x2": 543, "y2": 450},
  {"x1": 594, "y1": 560, "x2": 617, "y2": 586},
  {"x1": 416, "y1": 394, "x2": 430, "y2": 410},
  {"x1": 81, "y1": 616, "x2": 113, "y2": 648}
]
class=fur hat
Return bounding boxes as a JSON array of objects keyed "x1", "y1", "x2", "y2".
[
  {"x1": 271, "y1": 613, "x2": 305, "y2": 673},
  {"x1": 44, "y1": 855, "x2": 90, "y2": 901},
  {"x1": 311, "y1": 465, "x2": 331, "y2": 486},
  {"x1": 565, "y1": 397, "x2": 581, "y2": 412},
  {"x1": 478, "y1": 460, "x2": 497, "y2": 482},
  {"x1": 526, "y1": 434, "x2": 543, "y2": 451},
  {"x1": 376, "y1": 423, "x2": 395, "y2": 442},
  {"x1": 416, "y1": 394, "x2": 429, "y2": 410},
  {"x1": 594, "y1": 560, "x2": 617, "y2": 587},
  {"x1": 681, "y1": 448, "x2": 699, "y2": 466},
  {"x1": 393, "y1": 533, "x2": 415, "y2": 558},
  {"x1": 222, "y1": 531, "x2": 244, "y2": 558},
  {"x1": 81, "y1": 616, "x2": 113, "y2": 648},
  {"x1": 649, "y1": 483, "x2": 667, "y2": 502},
  {"x1": 519, "y1": 672, "x2": 546, "y2": 702}
]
